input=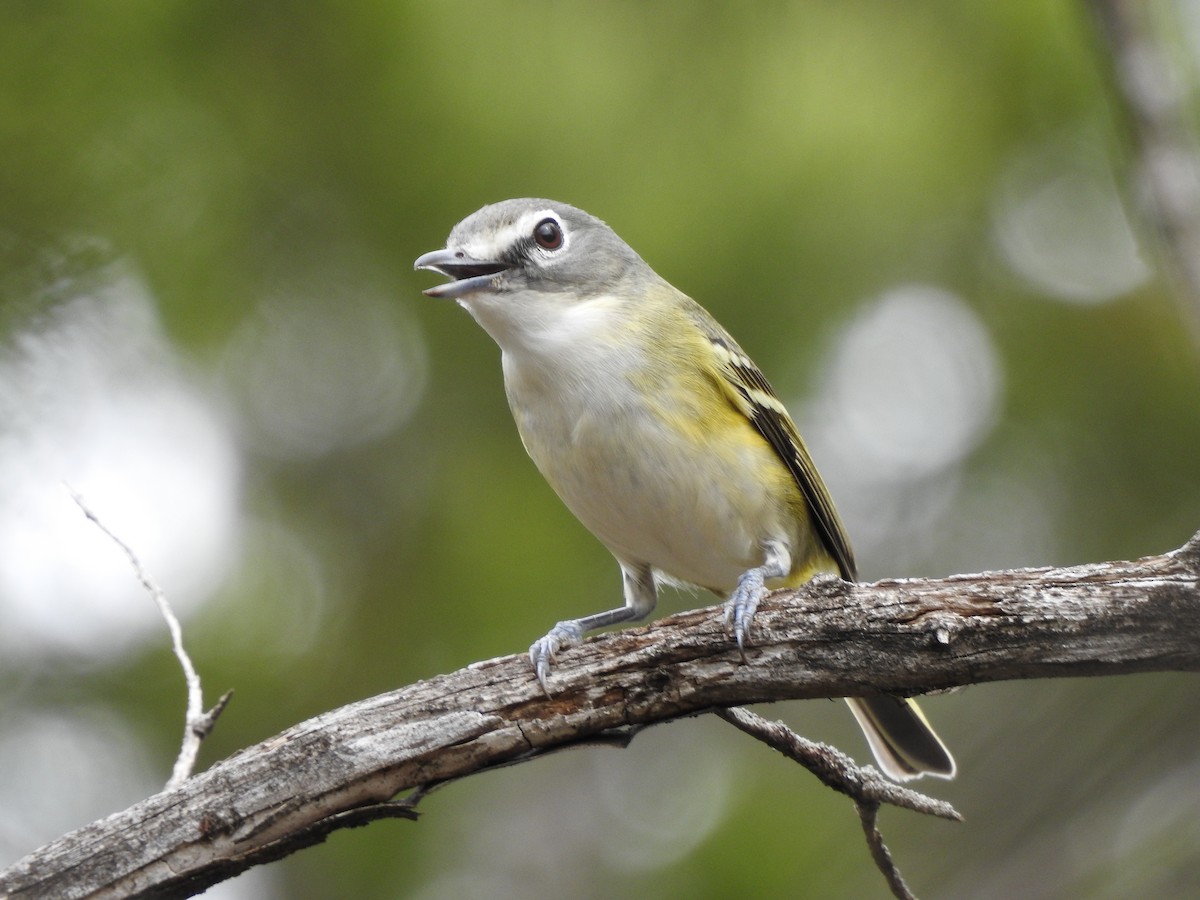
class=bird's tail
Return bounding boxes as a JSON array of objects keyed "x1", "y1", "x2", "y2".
[{"x1": 845, "y1": 696, "x2": 956, "y2": 781}]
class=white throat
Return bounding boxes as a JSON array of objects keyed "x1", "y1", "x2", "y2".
[{"x1": 458, "y1": 289, "x2": 628, "y2": 363}]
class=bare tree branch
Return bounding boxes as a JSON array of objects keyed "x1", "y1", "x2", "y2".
[
  {"x1": 67, "y1": 488, "x2": 231, "y2": 790},
  {"x1": 2, "y1": 533, "x2": 1199, "y2": 899}
]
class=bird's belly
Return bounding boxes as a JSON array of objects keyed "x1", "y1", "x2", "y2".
[{"x1": 518, "y1": 400, "x2": 796, "y2": 594}]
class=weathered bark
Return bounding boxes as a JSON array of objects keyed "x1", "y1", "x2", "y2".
[{"x1": 2, "y1": 535, "x2": 1198, "y2": 899}]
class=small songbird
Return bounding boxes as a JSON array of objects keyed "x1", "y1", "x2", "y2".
[{"x1": 415, "y1": 199, "x2": 955, "y2": 781}]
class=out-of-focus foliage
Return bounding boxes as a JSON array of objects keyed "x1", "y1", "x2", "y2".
[{"x1": 2, "y1": 2, "x2": 1199, "y2": 898}]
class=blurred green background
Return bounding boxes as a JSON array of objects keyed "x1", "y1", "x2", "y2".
[{"x1": 2, "y1": 2, "x2": 1199, "y2": 898}]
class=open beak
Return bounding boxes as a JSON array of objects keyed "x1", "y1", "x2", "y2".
[{"x1": 413, "y1": 248, "x2": 511, "y2": 299}]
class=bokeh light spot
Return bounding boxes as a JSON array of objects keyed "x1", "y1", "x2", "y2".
[
  {"x1": 0, "y1": 253, "x2": 241, "y2": 664},
  {"x1": 993, "y1": 133, "x2": 1149, "y2": 303},
  {"x1": 811, "y1": 284, "x2": 1003, "y2": 483},
  {"x1": 221, "y1": 282, "x2": 428, "y2": 461}
]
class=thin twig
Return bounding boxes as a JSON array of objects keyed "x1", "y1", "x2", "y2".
[
  {"x1": 67, "y1": 487, "x2": 228, "y2": 788},
  {"x1": 715, "y1": 707, "x2": 960, "y2": 900},
  {"x1": 714, "y1": 707, "x2": 961, "y2": 821},
  {"x1": 195, "y1": 690, "x2": 235, "y2": 741},
  {"x1": 857, "y1": 800, "x2": 916, "y2": 900}
]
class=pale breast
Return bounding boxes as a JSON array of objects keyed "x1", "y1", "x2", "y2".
[{"x1": 507, "y1": 356, "x2": 800, "y2": 593}]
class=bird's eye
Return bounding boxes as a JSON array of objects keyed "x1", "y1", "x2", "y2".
[{"x1": 533, "y1": 218, "x2": 564, "y2": 250}]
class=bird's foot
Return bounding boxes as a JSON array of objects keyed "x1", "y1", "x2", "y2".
[
  {"x1": 529, "y1": 620, "x2": 585, "y2": 694},
  {"x1": 723, "y1": 569, "x2": 767, "y2": 658}
]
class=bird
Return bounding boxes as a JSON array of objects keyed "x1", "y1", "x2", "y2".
[{"x1": 414, "y1": 198, "x2": 955, "y2": 781}]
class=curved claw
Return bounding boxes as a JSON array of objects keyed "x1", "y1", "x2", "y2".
[
  {"x1": 723, "y1": 569, "x2": 767, "y2": 659},
  {"x1": 528, "y1": 620, "x2": 585, "y2": 695}
]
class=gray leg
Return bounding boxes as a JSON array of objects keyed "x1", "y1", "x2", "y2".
[
  {"x1": 723, "y1": 540, "x2": 791, "y2": 652},
  {"x1": 529, "y1": 561, "x2": 658, "y2": 693}
]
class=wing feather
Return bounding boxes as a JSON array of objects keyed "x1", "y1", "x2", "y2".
[{"x1": 688, "y1": 305, "x2": 857, "y2": 581}]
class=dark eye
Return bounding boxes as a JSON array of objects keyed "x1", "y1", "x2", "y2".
[{"x1": 533, "y1": 218, "x2": 564, "y2": 250}]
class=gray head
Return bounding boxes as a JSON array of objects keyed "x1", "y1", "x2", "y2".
[{"x1": 414, "y1": 199, "x2": 655, "y2": 301}]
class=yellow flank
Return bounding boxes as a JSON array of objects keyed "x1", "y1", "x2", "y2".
[{"x1": 613, "y1": 290, "x2": 833, "y2": 593}]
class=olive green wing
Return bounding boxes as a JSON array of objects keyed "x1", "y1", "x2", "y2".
[{"x1": 691, "y1": 306, "x2": 858, "y2": 582}]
